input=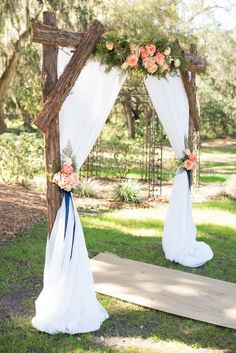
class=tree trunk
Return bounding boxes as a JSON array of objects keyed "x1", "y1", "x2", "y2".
[
  {"x1": 0, "y1": 10, "x2": 42, "y2": 134},
  {"x1": 123, "y1": 101, "x2": 135, "y2": 139}
]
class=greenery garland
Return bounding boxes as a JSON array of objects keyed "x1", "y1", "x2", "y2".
[{"x1": 94, "y1": 32, "x2": 187, "y2": 78}]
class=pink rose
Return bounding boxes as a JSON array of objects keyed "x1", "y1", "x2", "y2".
[
  {"x1": 147, "y1": 64, "x2": 158, "y2": 74},
  {"x1": 140, "y1": 47, "x2": 149, "y2": 59},
  {"x1": 145, "y1": 44, "x2": 156, "y2": 56},
  {"x1": 61, "y1": 165, "x2": 74, "y2": 175},
  {"x1": 189, "y1": 153, "x2": 197, "y2": 162},
  {"x1": 126, "y1": 54, "x2": 138, "y2": 68},
  {"x1": 155, "y1": 51, "x2": 164, "y2": 65},
  {"x1": 183, "y1": 159, "x2": 194, "y2": 170}
]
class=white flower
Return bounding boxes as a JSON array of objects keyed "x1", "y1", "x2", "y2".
[
  {"x1": 121, "y1": 62, "x2": 129, "y2": 70},
  {"x1": 184, "y1": 148, "x2": 190, "y2": 156},
  {"x1": 164, "y1": 47, "x2": 171, "y2": 56},
  {"x1": 64, "y1": 157, "x2": 72, "y2": 166},
  {"x1": 174, "y1": 58, "x2": 181, "y2": 67}
]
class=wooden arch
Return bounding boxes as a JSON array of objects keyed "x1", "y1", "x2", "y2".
[{"x1": 32, "y1": 11, "x2": 205, "y2": 234}]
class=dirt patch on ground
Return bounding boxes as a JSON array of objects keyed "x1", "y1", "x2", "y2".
[{"x1": 0, "y1": 184, "x2": 47, "y2": 243}]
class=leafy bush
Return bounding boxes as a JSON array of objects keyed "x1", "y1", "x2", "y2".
[
  {"x1": 74, "y1": 178, "x2": 99, "y2": 198},
  {"x1": 224, "y1": 175, "x2": 236, "y2": 199},
  {"x1": 0, "y1": 132, "x2": 44, "y2": 183},
  {"x1": 113, "y1": 179, "x2": 143, "y2": 203}
]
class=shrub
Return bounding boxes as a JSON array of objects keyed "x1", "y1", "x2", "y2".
[
  {"x1": 113, "y1": 179, "x2": 143, "y2": 203},
  {"x1": 224, "y1": 175, "x2": 236, "y2": 199},
  {"x1": 0, "y1": 132, "x2": 44, "y2": 183},
  {"x1": 74, "y1": 178, "x2": 99, "y2": 198}
]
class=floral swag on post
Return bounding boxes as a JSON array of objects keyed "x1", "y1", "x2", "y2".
[
  {"x1": 179, "y1": 137, "x2": 197, "y2": 188},
  {"x1": 52, "y1": 141, "x2": 79, "y2": 260},
  {"x1": 95, "y1": 33, "x2": 187, "y2": 78}
]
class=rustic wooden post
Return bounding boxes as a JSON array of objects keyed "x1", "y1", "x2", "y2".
[
  {"x1": 32, "y1": 13, "x2": 104, "y2": 235},
  {"x1": 41, "y1": 12, "x2": 61, "y2": 235}
]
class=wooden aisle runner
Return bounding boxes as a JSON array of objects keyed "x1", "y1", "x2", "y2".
[{"x1": 90, "y1": 253, "x2": 236, "y2": 329}]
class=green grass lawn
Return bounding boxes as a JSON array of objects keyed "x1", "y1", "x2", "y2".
[
  {"x1": 0, "y1": 199, "x2": 236, "y2": 353},
  {"x1": 200, "y1": 142, "x2": 236, "y2": 185}
]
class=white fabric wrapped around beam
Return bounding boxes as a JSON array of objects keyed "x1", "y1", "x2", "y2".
[
  {"x1": 32, "y1": 49, "x2": 126, "y2": 334},
  {"x1": 145, "y1": 74, "x2": 213, "y2": 267}
]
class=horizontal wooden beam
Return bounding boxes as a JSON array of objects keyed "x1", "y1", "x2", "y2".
[
  {"x1": 34, "y1": 20, "x2": 104, "y2": 133},
  {"x1": 32, "y1": 22, "x2": 206, "y2": 74},
  {"x1": 32, "y1": 22, "x2": 84, "y2": 47}
]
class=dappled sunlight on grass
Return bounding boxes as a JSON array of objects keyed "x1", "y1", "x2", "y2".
[{"x1": 0, "y1": 199, "x2": 236, "y2": 352}]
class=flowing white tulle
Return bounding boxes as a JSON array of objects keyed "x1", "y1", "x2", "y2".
[
  {"x1": 32, "y1": 49, "x2": 125, "y2": 334},
  {"x1": 145, "y1": 74, "x2": 213, "y2": 267}
]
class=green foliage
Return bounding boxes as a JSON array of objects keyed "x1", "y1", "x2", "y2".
[
  {"x1": 113, "y1": 179, "x2": 143, "y2": 203},
  {"x1": 74, "y1": 178, "x2": 100, "y2": 198},
  {"x1": 0, "y1": 132, "x2": 44, "y2": 182}
]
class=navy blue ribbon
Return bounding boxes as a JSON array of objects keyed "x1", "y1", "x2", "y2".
[
  {"x1": 184, "y1": 169, "x2": 191, "y2": 189},
  {"x1": 63, "y1": 191, "x2": 76, "y2": 260}
]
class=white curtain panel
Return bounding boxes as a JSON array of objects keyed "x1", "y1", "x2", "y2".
[
  {"x1": 145, "y1": 74, "x2": 213, "y2": 267},
  {"x1": 32, "y1": 49, "x2": 126, "y2": 334}
]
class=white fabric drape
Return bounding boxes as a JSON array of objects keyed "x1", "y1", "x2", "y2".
[
  {"x1": 32, "y1": 49, "x2": 126, "y2": 334},
  {"x1": 145, "y1": 74, "x2": 213, "y2": 267}
]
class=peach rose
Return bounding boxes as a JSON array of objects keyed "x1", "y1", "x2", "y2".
[
  {"x1": 142, "y1": 57, "x2": 156, "y2": 69},
  {"x1": 126, "y1": 54, "x2": 138, "y2": 68},
  {"x1": 106, "y1": 42, "x2": 114, "y2": 50},
  {"x1": 68, "y1": 173, "x2": 79, "y2": 187},
  {"x1": 61, "y1": 165, "x2": 74, "y2": 175},
  {"x1": 189, "y1": 153, "x2": 197, "y2": 162},
  {"x1": 145, "y1": 44, "x2": 156, "y2": 56},
  {"x1": 147, "y1": 64, "x2": 158, "y2": 74},
  {"x1": 155, "y1": 51, "x2": 164, "y2": 65},
  {"x1": 183, "y1": 159, "x2": 194, "y2": 170},
  {"x1": 140, "y1": 47, "x2": 149, "y2": 59}
]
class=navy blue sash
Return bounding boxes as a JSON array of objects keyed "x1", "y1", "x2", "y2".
[{"x1": 63, "y1": 191, "x2": 76, "y2": 260}]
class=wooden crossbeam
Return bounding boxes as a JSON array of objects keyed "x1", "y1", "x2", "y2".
[
  {"x1": 32, "y1": 21, "x2": 206, "y2": 74},
  {"x1": 34, "y1": 20, "x2": 104, "y2": 133},
  {"x1": 32, "y1": 22, "x2": 84, "y2": 47}
]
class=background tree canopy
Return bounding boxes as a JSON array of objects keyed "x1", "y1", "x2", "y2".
[{"x1": 0, "y1": 0, "x2": 235, "y2": 138}]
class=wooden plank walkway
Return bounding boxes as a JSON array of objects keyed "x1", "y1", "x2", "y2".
[{"x1": 91, "y1": 253, "x2": 236, "y2": 329}]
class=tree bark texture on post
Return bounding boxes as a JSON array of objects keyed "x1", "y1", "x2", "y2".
[
  {"x1": 34, "y1": 20, "x2": 104, "y2": 133},
  {"x1": 31, "y1": 22, "x2": 84, "y2": 47},
  {"x1": 41, "y1": 11, "x2": 61, "y2": 235}
]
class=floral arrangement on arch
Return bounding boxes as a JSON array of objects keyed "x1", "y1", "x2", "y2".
[
  {"x1": 95, "y1": 33, "x2": 187, "y2": 78},
  {"x1": 182, "y1": 148, "x2": 197, "y2": 171},
  {"x1": 52, "y1": 142, "x2": 79, "y2": 192}
]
